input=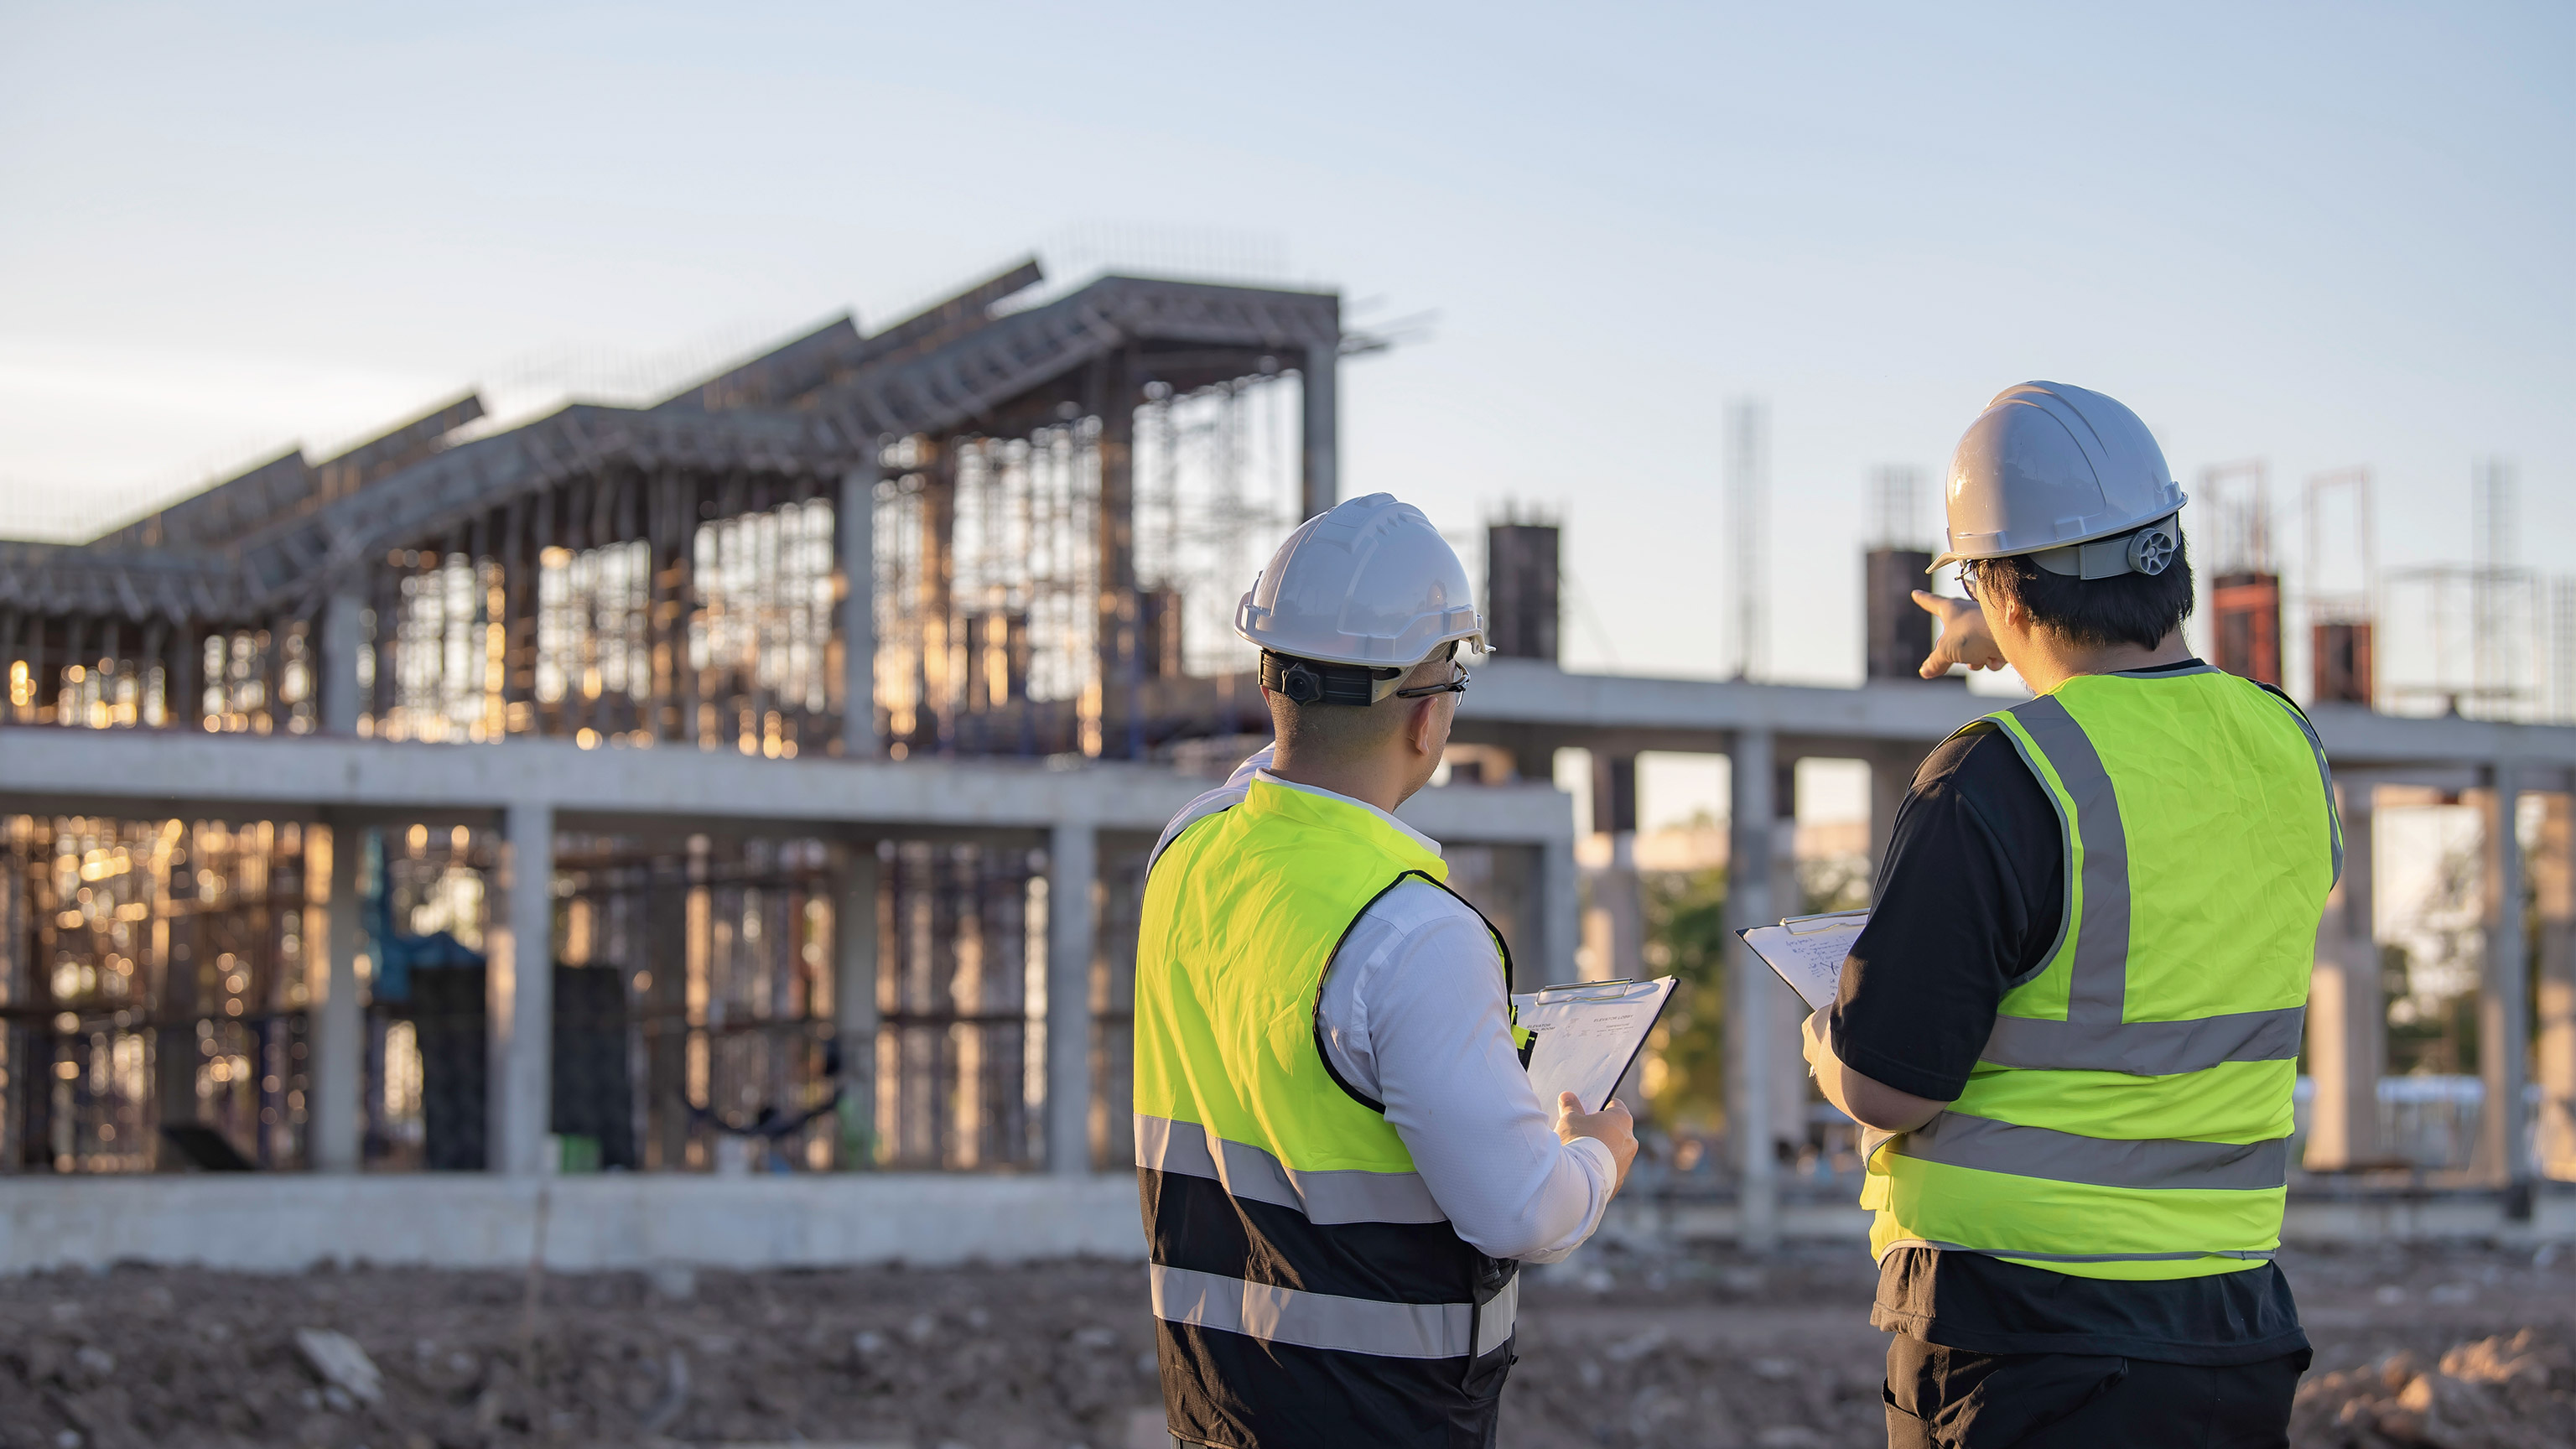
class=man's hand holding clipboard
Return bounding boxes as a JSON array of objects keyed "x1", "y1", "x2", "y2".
[{"x1": 1510, "y1": 977, "x2": 1672, "y2": 1193}]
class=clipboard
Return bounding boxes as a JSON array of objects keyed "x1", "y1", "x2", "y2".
[
  {"x1": 1736, "y1": 910, "x2": 1867, "y2": 1011},
  {"x1": 1508, "y1": 976, "x2": 1678, "y2": 1114}
]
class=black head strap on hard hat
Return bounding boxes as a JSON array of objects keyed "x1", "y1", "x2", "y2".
[{"x1": 1260, "y1": 650, "x2": 1405, "y2": 706}]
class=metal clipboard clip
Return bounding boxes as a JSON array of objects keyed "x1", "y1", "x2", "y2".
[{"x1": 1530, "y1": 978, "x2": 1658, "y2": 1002}]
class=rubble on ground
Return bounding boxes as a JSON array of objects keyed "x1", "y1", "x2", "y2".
[
  {"x1": 0, "y1": 1243, "x2": 2568, "y2": 1448},
  {"x1": 2291, "y1": 1329, "x2": 2576, "y2": 1449}
]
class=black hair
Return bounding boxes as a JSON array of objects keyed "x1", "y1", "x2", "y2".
[{"x1": 1967, "y1": 529, "x2": 2196, "y2": 651}]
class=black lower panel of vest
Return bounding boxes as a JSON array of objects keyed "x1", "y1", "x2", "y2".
[
  {"x1": 408, "y1": 963, "x2": 636, "y2": 1171},
  {"x1": 1158, "y1": 1318, "x2": 1509, "y2": 1449},
  {"x1": 1141, "y1": 1166, "x2": 1506, "y2": 1306}
]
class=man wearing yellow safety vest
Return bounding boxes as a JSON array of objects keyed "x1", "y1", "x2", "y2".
[
  {"x1": 1805, "y1": 382, "x2": 2338, "y2": 1447},
  {"x1": 1133, "y1": 493, "x2": 1640, "y2": 1448}
]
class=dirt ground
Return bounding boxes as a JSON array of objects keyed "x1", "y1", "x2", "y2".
[{"x1": 3, "y1": 1240, "x2": 2572, "y2": 1449}]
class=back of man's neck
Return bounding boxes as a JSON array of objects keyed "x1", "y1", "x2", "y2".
[
  {"x1": 1267, "y1": 757, "x2": 1405, "y2": 815},
  {"x1": 2018, "y1": 632, "x2": 2194, "y2": 693}
]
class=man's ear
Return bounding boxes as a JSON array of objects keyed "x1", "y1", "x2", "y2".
[{"x1": 1405, "y1": 699, "x2": 1440, "y2": 756}]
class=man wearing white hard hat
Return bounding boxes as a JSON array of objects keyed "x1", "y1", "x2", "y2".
[
  {"x1": 1803, "y1": 383, "x2": 2336, "y2": 1446},
  {"x1": 1130, "y1": 493, "x2": 1639, "y2": 1448}
]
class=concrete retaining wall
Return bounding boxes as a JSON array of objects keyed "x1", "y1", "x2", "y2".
[
  {"x1": 0, "y1": 1174, "x2": 1148, "y2": 1275},
  {"x1": 6, "y1": 1176, "x2": 2571, "y2": 1276}
]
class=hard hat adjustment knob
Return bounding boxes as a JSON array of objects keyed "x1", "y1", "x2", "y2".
[
  {"x1": 1280, "y1": 661, "x2": 1326, "y2": 704},
  {"x1": 2127, "y1": 522, "x2": 2178, "y2": 577}
]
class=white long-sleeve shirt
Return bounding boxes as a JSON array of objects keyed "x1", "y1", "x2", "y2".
[{"x1": 1150, "y1": 748, "x2": 1615, "y2": 1263}]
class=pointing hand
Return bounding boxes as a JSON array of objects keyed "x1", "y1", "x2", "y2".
[{"x1": 1911, "y1": 590, "x2": 2006, "y2": 678}]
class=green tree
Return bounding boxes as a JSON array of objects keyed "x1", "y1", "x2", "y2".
[
  {"x1": 1638, "y1": 849, "x2": 1871, "y2": 1134},
  {"x1": 1642, "y1": 866, "x2": 1731, "y2": 1133}
]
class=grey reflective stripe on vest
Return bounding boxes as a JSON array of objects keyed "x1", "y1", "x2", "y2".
[
  {"x1": 1996, "y1": 694, "x2": 2132, "y2": 1016},
  {"x1": 1981, "y1": 1004, "x2": 2306, "y2": 1075},
  {"x1": 1979, "y1": 689, "x2": 2320, "y2": 1077},
  {"x1": 1136, "y1": 1114, "x2": 1447, "y2": 1225},
  {"x1": 1151, "y1": 1264, "x2": 1515, "y2": 1360},
  {"x1": 1892, "y1": 1110, "x2": 2292, "y2": 1191},
  {"x1": 1879, "y1": 1237, "x2": 2277, "y2": 1265}
]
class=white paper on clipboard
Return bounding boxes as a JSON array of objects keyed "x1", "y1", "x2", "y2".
[
  {"x1": 1509, "y1": 977, "x2": 1677, "y2": 1114},
  {"x1": 1737, "y1": 910, "x2": 1867, "y2": 1011}
]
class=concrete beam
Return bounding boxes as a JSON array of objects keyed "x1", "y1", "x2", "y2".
[
  {"x1": 0, "y1": 730, "x2": 1571, "y2": 845},
  {"x1": 1457, "y1": 661, "x2": 1991, "y2": 750},
  {"x1": 2306, "y1": 705, "x2": 2576, "y2": 771},
  {"x1": 1454, "y1": 661, "x2": 2576, "y2": 769}
]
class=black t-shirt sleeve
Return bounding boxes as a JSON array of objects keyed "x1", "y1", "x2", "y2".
[{"x1": 1830, "y1": 723, "x2": 2066, "y2": 1103}]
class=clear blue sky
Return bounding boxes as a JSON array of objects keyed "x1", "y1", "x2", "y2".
[{"x1": 3, "y1": 2, "x2": 2568, "y2": 703}]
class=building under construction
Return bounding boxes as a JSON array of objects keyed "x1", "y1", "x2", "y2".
[{"x1": 0, "y1": 260, "x2": 2570, "y2": 1271}]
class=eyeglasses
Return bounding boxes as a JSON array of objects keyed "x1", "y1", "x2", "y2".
[
  {"x1": 1394, "y1": 662, "x2": 1472, "y2": 699},
  {"x1": 1956, "y1": 564, "x2": 1980, "y2": 602}
]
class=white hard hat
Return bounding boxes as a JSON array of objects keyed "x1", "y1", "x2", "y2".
[
  {"x1": 1933, "y1": 382, "x2": 2189, "y2": 579},
  {"x1": 1233, "y1": 492, "x2": 1487, "y2": 667}
]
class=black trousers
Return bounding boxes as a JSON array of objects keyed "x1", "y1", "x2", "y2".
[{"x1": 1883, "y1": 1335, "x2": 2309, "y2": 1448}]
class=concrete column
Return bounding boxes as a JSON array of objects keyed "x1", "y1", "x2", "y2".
[
  {"x1": 1535, "y1": 829, "x2": 1581, "y2": 995},
  {"x1": 2533, "y1": 792, "x2": 2576, "y2": 1181},
  {"x1": 839, "y1": 462, "x2": 880, "y2": 757},
  {"x1": 309, "y1": 820, "x2": 365, "y2": 1172},
  {"x1": 318, "y1": 586, "x2": 365, "y2": 736},
  {"x1": 1046, "y1": 821, "x2": 1098, "y2": 1175},
  {"x1": 1727, "y1": 727, "x2": 1779, "y2": 1249},
  {"x1": 1769, "y1": 760, "x2": 1810, "y2": 1149},
  {"x1": 2475, "y1": 770, "x2": 2531, "y2": 1197},
  {"x1": 491, "y1": 801, "x2": 555, "y2": 1177},
  {"x1": 2304, "y1": 783, "x2": 2384, "y2": 1170},
  {"x1": 1300, "y1": 341, "x2": 1337, "y2": 521},
  {"x1": 833, "y1": 843, "x2": 881, "y2": 1167}
]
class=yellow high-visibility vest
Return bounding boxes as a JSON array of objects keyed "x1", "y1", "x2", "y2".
[
  {"x1": 1864, "y1": 664, "x2": 2340, "y2": 1280},
  {"x1": 1134, "y1": 776, "x2": 1517, "y2": 1447}
]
